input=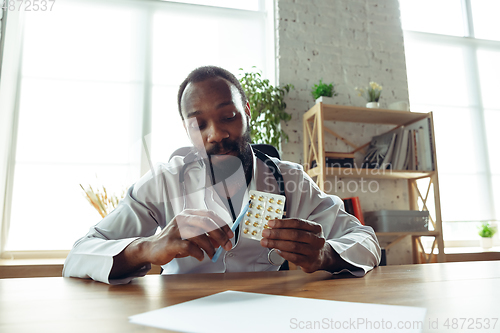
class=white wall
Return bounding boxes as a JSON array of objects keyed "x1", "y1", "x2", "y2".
[{"x1": 276, "y1": 0, "x2": 410, "y2": 211}]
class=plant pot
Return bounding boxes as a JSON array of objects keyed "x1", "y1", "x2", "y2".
[
  {"x1": 480, "y1": 237, "x2": 493, "y2": 250},
  {"x1": 315, "y1": 96, "x2": 336, "y2": 105},
  {"x1": 366, "y1": 102, "x2": 380, "y2": 108},
  {"x1": 388, "y1": 101, "x2": 409, "y2": 111}
]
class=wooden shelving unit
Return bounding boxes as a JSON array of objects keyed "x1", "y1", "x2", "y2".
[
  {"x1": 306, "y1": 167, "x2": 435, "y2": 180},
  {"x1": 303, "y1": 103, "x2": 445, "y2": 263}
]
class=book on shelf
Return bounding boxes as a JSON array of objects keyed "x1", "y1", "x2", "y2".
[
  {"x1": 405, "y1": 118, "x2": 434, "y2": 171},
  {"x1": 417, "y1": 127, "x2": 428, "y2": 171},
  {"x1": 411, "y1": 129, "x2": 418, "y2": 170},
  {"x1": 381, "y1": 133, "x2": 397, "y2": 168},
  {"x1": 390, "y1": 127, "x2": 405, "y2": 170},
  {"x1": 403, "y1": 131, "x2": 412, "y2": 170},
  {"x1": 311, "y1": 152, "x2": 355, "y2": 168},
  {"x1": 342, "y1": 197, "x2": 364, "y2": 225},
  {"x1": 394, "y1": 129, "x2": 409, "y2": 170},
  {"x1": 362, "y1": 132, "x2": 397, "y2": 169},
  {"x1": 362, "y1": 117, "x2": 435, "y2": 172}
]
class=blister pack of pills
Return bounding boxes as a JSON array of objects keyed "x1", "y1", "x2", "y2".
[{"x1": 242, "y1": 190, "x2": 286, "y2": 241}]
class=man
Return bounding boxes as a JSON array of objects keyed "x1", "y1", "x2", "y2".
[{"x1": 63, "y1": 66, "x2": 381, "y2": 284}]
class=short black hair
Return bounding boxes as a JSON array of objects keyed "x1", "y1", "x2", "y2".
[{"x1": 177, "y1": 66, "x2": 247, "y2": 120}]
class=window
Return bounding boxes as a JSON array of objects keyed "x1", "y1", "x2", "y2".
[
  {"x1": 399, "y1": 0, "x2": 500, "y2": 247},
  {"x1": 0, "y1": 0, "x2": 272, "y2": 255}
]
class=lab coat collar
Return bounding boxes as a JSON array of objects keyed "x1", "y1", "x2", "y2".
[
  {"x1": 248, "y1": 145, "x2": 258, "y2": 192},
  {"x1": 188, "y1": 144, "x2": 257, "y2": 226}
]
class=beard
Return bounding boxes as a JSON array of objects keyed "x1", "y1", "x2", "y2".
[{"x1": 204, "y1": 126, "x2": 253, "y2": 186}]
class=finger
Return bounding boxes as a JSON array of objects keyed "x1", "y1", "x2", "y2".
[
  {"x1": 178, "y1": 224, "x2": 223, "y2": 259},
  {"x1": 177, "y1": 223, "x2": 207, "y2": 240},
  {"x1": 260, "y1": 238, "x2": 318, "y2": 256},
  {"x1": 183, "y1": 209, "x2": 234, "y2": 238},
  {"x1": 189, "y1": 233, "x2": 218, "y2": 259},
  {"x1": 185, "y1": 215, "x2": 233, "y2": 250},
  {"x1": 175, "y1": 239, "x2": 205, "y2": 262},
  {"x1": 268, "y1": 218, "x2": 323, "y2": 234},
  {"x1": 272, "y1": 249, "x2": 310, "y2": 268},
  {"x1": 205, "y1": 228, "x2": 233, "y2": 251},
  {"x1": 194, "y1": 214, "x2": 234, "y2": 250},
  {"x1": 262, "y1": 228, "x2": 325, "y2": 247},
  {"x1": 208, "y1": 237, "x2": 232, "y2": 252},
  {"x1": 179, "y1": 214, "x2": 231, "y2": 241},
  {"x1": 208, "y1": 237, "x2": 219, "y2": 249},
  {"x1": 177, "y1": 215, "x2": 233, "y2": 252}
]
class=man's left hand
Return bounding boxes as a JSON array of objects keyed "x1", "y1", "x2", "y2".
[{"x1": 260, "y1": 218, "x2": 334, "y2": 273}]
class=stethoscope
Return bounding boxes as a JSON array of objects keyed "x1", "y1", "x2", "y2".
[{"x1": 177, "y1": 148, "x2": 287, "y2": 267}]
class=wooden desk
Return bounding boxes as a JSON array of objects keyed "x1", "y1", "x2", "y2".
[{"x1": 1, "y1": 261, "x2": 499, "y2": 332}]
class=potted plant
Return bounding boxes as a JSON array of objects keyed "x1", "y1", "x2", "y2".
[
  {"x1": 312, "y1": 79, "x2": 338, "y2": 105},
  {"x1": 355, "y1": 82, "x2": 383, "y2": 108},
  {"x1": 80, "y1": 184, "x2": 126, "y2": 218},
  {"x1": 478, "y1": 222, "x2": 497, "y2": 249},
  {"x1": 239, "y1": 67, "x2": 293, "y2": 149}
]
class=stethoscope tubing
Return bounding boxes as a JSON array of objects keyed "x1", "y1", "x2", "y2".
[{"x1": 180, "y1": 148, "x2": 287, "y2": 266}]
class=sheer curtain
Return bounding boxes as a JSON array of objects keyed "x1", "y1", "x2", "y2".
[
  {"x1": 400, "y1": 0, "x2": 500, "y2": 246},
  {"x1": 0, "y1": 0, "x2": 271, "y2": 254}
]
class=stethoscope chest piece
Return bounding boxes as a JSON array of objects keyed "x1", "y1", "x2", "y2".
[{"x1": 268, "y1": 248, "x2": 285, "y2": 266}]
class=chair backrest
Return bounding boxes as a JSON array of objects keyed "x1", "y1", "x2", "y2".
[
  {"x1": 251, "y1": 144, "x2": 281, "y2": 160},
  {"x1": 169, "y1": 144, "x2": 280, "y2": 161}
]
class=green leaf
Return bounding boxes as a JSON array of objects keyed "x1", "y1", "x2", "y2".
[
  {"x1": 311, "y1": 79, "x2": 337, "y2": 99},
  {"x1": 478, "y1": 222, "x2": 497, "y2": 238},
  {"x1": 239, "y1": 68, "x2": 293, "y2": 150}
]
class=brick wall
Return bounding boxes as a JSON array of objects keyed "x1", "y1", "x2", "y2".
[
  {"x1": 0, "y1": 9, "x2": 4, "y2": 61},
  {"x1": 276, "y1": 0, "x2": 410, "y2": 210}
]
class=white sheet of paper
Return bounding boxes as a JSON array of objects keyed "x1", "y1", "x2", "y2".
[{"x1": 129, "y1": 290, "x2": 427, "y2": 333}]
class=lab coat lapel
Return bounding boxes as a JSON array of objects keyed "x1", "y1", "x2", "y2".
[
  {"x1": 182, "y1": 165, "x2": 207, "y2": 211},
  {"x1": 204, "y1": 154, "x2": 251, "y2": 228},
  {"x1": 205, "y1": 185, "x2": 233, "y2": 227}
]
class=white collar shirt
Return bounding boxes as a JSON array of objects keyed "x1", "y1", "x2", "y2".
[{"x1": 63, "y1": 147, "x2": 381, "y2": 284}]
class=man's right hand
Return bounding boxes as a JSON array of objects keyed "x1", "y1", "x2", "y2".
[
  {"x1": 109, "y1": 209, "x2": 233, "y2": 279},
  {"x1": 147, "y1": 209, "x2": 234, "y2": 264}
]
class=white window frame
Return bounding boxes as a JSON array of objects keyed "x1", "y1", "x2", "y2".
[
  {"x1": 0, "y1": 0, "x2": 276, "y2": 259},
  {"x1": 402, "y1": 0, "x2": 500, "y2": 249}
]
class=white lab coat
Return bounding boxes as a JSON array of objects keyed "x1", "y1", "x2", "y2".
[{"x1": 63, "y1": 148, "x2": 381, "y2": 284}]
